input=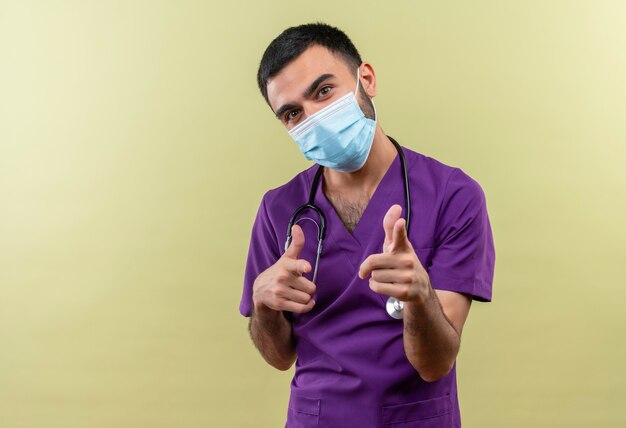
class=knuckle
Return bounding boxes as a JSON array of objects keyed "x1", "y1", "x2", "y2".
[
  {"x1": 271, "y1": 287, "x2": 285, "y2": 300},
  {"x1": 275, "y1": 272, "x2": 289, "y2": 283}
]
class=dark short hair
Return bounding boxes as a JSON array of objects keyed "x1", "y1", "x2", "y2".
[{"x1": 257, "y1": 22, "x2": 362, "y2": 106}]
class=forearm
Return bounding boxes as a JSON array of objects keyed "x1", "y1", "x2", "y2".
[
  {"x1": 249, "y1": 306, "x2": 297, "y2": 371},
  {"x1": 403, "y1": 281, "x2": 460, "y2": 382}
]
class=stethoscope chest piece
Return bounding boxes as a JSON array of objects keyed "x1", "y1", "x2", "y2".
[{"x1": 386, "y1": 296, "x2": 404, "y2": 319}]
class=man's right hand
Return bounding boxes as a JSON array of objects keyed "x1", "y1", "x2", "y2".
[{"x1": 252, "y1": 224, "x2": 317, "y2": 315}]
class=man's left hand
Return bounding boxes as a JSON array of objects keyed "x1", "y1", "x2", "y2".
[{"x1": 358, "y1": 204, "x2": 431, "y2": 304}]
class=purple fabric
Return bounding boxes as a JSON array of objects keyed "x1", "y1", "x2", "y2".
[{"x1": 239, "y1": 146, "x2": 496, "y2": 427}]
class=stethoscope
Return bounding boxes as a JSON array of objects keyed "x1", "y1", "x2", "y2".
[{"x1": 283, "y1": 136, "x2": 411, "y2": 320}]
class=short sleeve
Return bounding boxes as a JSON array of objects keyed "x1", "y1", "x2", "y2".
[
  {"x1": 427, "y1": 168, "x2": 496, "y2": 302},
  {"x1": 239, "y1": 192, "x2": 282, "y2": 317}
]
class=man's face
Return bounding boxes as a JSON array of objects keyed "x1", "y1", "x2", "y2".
[{"x1": 266, "y1": 45, "x2": 373, "y2": 130}]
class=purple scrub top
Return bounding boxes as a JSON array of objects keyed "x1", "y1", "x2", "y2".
[{"x1": 240, "y1": 145, "x2": 496, "y2": 427}]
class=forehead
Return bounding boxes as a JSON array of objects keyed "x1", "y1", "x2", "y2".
[{"x1": 266, "y1": 45, "x2": 354, "y2": 111}]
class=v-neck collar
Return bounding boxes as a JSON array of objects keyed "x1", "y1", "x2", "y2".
[{"x1": 308, "y1": 147, "x2": 404, "y2": 254}]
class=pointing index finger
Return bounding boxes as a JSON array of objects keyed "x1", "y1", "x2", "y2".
[{"x1": 391, "y1": 218, "x2": 412, "y2": 252}]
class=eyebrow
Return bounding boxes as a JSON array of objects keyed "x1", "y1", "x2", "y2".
[{"x1": 274, "y1": 73, "x2": 336, "y2": 119}]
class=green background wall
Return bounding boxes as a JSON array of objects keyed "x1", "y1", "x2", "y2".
[{"x1": 1, "y1": 1, "x2": 624, "y2": 426}]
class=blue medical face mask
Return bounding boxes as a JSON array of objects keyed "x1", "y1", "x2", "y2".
[{"x1": 288, "y1": 68, "x2": 377, "y2": 173}]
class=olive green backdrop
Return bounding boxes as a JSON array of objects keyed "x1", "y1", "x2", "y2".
[{"x1": 1, "y1": 1, "x2": 624, "y2": 427}]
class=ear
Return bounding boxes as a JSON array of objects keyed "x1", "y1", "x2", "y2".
[{"x1": 359, "y1": 62, "x2": 377, "y2": 98}]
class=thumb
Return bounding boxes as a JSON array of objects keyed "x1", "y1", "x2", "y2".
[
  {"x1": 383, "y1": 204, "x2": 403, "y2": 253},
  {"x1": 284, "y1": 224, "x2": 305, "y2": 259}
]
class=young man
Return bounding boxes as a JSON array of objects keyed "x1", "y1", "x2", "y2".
[{"x1": 239, "y1": 23, "x2": 495, "y2": 427}]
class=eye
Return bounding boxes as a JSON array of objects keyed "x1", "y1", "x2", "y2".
[
  {"x1": 318, "y1": 86, "x2": 332, "y2": 97},
  {"x1": 285, "y1": 109, "x2": 300, "y2": 122}
]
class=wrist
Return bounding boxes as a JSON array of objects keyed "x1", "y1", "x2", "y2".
[
  {"x1": 405, "y1": 279, "x2": 434, "y2": 311},
  {"x1": 253, "y1": 302, "x2": 280, "y2": 321}
]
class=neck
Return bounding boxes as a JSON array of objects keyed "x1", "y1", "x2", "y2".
[{"x1": 322, "y1": 126, "x2": 397, "y2": 197}]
